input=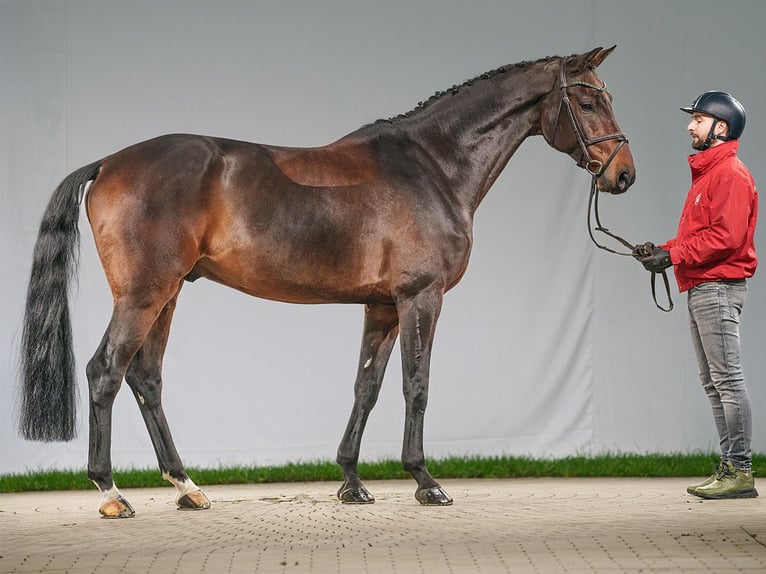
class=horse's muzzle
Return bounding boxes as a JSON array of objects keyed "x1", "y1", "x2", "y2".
[
  {"x1": 615, "y1": 168, "x2": 636, "y2": 193},
  {"x1": 600, "y1": 166, "x2": 635, "y2": 195}
]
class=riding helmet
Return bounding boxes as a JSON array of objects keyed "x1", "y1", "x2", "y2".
[{"x1": 680, "y1": 91, "x2": 746, "y2": 140}]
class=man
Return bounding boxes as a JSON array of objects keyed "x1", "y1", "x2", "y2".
[{"x1": 636, "y1": 91, "x2": 758, "y2": 499}]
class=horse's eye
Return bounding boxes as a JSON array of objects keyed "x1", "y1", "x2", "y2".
[{"x1": 580, "y1": 102, "x2": 594, "y2": 112}]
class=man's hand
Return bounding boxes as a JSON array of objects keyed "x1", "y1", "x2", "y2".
[
  {"x1": 639, "y1": 248, "x2": 672, "y2": 273},
  {"x1": 632, "y1": 241, "x2": 656, "y2": 259}
]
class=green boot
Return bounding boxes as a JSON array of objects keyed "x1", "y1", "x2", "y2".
[
  {"x1": 687, "y1": 461, "x2": 728, "y2": 496},
  {"x1": 693, "y1": 463, "x2": 758, "y2": 500}
]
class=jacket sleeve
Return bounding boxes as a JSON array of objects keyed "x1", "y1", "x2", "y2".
[
  {"x1": 668, "y1": 173, "x2": 754, "y2": 267},
  {"x1": 660, "y1": 237, "x2": 676, "y2": 250}
]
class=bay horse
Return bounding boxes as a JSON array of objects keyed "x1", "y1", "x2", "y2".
[{"x1": 19, "y1": 46, "x2": 634, "y2": 518}]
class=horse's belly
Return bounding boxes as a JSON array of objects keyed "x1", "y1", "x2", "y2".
[{"x1": 189, "y1": 251, "x2": 392, "y2": 305}]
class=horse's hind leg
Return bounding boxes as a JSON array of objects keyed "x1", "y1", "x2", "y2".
[
  {"x1": 87, "y1": 299, "x2": 172, "y2": 518},
  {"x1": 124, "y1": 287, "x2": 210, "y2": 511},
  {"x1": 336, "y1": 303, "x2": 399, "y2": 503}
]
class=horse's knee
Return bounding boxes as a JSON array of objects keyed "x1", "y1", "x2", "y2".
[
  {"x1": 355, "y1": 379, "x2": 381, "y2": 407},
  {"x1": 403, "y1": 384, "x2": 428, "y2": 413}
]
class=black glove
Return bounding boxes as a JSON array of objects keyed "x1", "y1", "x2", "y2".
[
  {"x1": 639, "y1": 247, "x2": 672, "y2": 273},
  {"x1": 632, "y1": 241, "x2": 656, "y2": 259}
]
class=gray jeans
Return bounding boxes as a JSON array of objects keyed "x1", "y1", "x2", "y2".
[{"x1": 688, "y1": 280, "x2": 752, "y2": 472}]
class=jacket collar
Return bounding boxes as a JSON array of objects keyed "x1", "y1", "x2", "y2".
[{"x1": 688, "y1": 139, "x2": 739, "y2": 178}]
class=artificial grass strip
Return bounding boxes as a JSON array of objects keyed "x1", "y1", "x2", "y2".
[{"x1": 3, "y1": 454, "x2": 765, "y2": 493}]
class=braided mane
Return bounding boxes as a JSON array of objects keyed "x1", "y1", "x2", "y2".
[{"x1": 378, "y1": 55, "x2": 559, "y2": 124}]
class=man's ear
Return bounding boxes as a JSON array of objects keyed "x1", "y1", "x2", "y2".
[{"x1": 716, "y1": 120, "x2": 730, "y2": 137}]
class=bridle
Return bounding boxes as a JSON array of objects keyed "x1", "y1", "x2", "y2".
[{"x1": 556, "y1": 57, "x2": 673, "y2": 312}]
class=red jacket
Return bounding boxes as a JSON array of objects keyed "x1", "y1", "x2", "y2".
[{"x1": 660, "y1": 139, "x2": 758, "y2": 292}]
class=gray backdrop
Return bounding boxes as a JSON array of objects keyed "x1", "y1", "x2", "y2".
[{"x1": 2, "y1": 0, "x2": 765, "y2": 474}]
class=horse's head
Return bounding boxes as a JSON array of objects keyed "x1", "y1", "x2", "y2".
[{"x1": 541, "y1": 46, "x2": 635, "y2": 195}]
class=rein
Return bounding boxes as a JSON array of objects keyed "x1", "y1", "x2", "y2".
[
  {"x1": 558, "y1": 59, "x2": 674, "y2": 313},
  {"x1": 587, "y1": 176, "x2": 673, "y2": 312}
]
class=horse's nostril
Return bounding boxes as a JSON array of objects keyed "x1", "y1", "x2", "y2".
[{"x1": 618, "y1": 170, "x2": 634, "y2": 190}]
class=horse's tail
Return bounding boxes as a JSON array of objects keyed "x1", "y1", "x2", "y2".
[{"x1": 18, "y1": 161, "x2": 102, "y2": 442}]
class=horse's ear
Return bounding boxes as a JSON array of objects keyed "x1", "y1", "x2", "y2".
[
  {"x1": 590, "y1": 45, "x2": 616, "y2": 68},
  {"x1": 567, "y1": 46, "x2": 616, "y2": 74}
]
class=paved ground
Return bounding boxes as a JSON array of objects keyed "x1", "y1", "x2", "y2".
[{"x1": 1, "y1": 477, "x2": 765, "y2": 573}]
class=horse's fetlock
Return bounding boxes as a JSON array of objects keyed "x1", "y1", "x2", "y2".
[
  {"x1": 87, "y1": 470, "x2": 113, "y2": 492},
  {"x1": 401, "y1": 458, "x2": 425, "y2": 473},
  {"x1": 336, "y1": 453, "x2": 357, "y2": 469},
  {"x1": 161, "y1": 468, "x2": 188, "y2": 483}
]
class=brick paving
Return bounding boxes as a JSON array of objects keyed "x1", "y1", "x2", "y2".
[{"x1": 1, "y1": 478, "x2": 765, "y2": 573}]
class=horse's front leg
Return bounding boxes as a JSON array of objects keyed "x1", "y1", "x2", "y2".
[
  {"x1": 336, "y1": 303, "x2": 399, "y2": 503},
  {"x1": 125, "y1": 292, "x2": 210, "y2": 512},
  {"x1": 396, "y1": 288, "x2": 453, "y2": 506}
]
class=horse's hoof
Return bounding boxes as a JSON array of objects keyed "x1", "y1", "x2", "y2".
[
  {"x1": 99, "y1": 495, "x2": 135, "y2": 518},
  {"x1": 177, "y1": 489, "x2": 211, "y2": 510},
  {"x1": 415, "y1": 486, "x2": 453, "y2": 506},
  {"x1": 338, "y1": 485, "x2": 375, "y2": 504}
]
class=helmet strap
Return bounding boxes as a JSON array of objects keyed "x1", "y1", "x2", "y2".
[{"x1": 701, "y1": 119, "x2": 721, "y2": 150}]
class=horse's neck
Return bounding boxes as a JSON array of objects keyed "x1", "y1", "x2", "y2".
[{"x1": 399, "y1": 64, "x2": 554, "y2": 215}]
